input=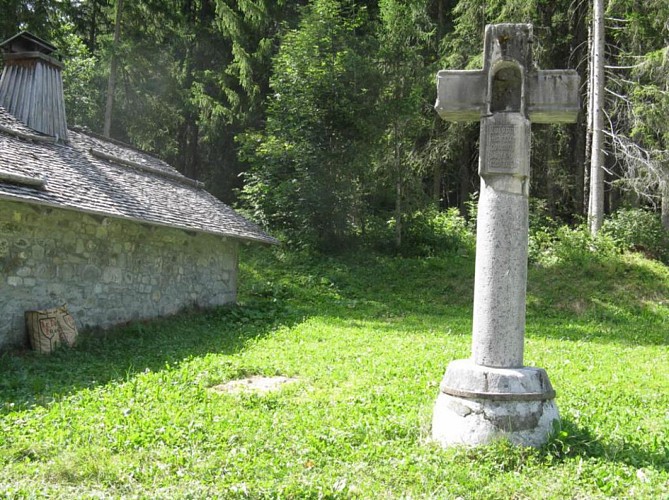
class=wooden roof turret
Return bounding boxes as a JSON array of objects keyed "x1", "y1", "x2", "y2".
[
  {"x1": 0, "y1": 31, "x2": 68, "y2": 140},
  {"x1": 0, "y1": 31, "x2": 59, "y2": 55}
]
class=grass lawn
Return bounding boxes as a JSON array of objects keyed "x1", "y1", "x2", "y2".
[{"x1": 1, "y1": 246, "x2": 668, "y2": 498}]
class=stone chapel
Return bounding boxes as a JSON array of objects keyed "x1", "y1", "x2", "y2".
[{"x1": 0, "y1": 32, "x2": 277, "y2": 350}]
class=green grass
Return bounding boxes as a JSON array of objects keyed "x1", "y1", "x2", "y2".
[{"x1": 1, "y1": 246, "x2": 668, "y2": 498}]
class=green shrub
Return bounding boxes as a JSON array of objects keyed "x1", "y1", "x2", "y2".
[
  {"x1": 362, "y1": 207, "x2": 474, "y2": 256},
  {"x1": 528, "y1": 227, "x2": 555, "y2": 264},
  {"x1": 464, "y1": 192, "x2": 479, "y2": 233},
  {"x1": 528, "y1": 198, "x2": 561, "y2": 264},
  {"x1": 529, "y1": 222, "x2": 617, "y2": 267},
  {"x1": 553, "y1": 224, "x2": 617, "y2": 265},
  {"x1": 601, "y1": 208, "x2": 668, "y2": 262},
  {"x1": 400, "y1": 207, "x2": 474, "y2": 256}
]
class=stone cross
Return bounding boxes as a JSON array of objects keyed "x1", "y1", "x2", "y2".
[{"x1": 431, "y1": 24, "x2": 580, "y2": 447}]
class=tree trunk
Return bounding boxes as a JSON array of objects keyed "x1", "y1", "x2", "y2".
[
  {"x1": 458, "y1": 136, "x2": 471, "y2": 217},
  {"x1": 103, "y1": 0, "x2": 123, "y2": 138},
  {"x1": 394, "y1": 121, "x2": 402, "y2": 249},
  {"x1": 573, "y1": 114, "x2": 587, "y2": 215},
  {"x1": 89, "y1": 0, "x2": 98, "y2": 51},
  {"x1": 662, "y1": 185, "x2": 669, "y2": 231},
  {"x1": 583, "y1": 7, "x2": 594, "y2": 217},
  {"x1": 546, "y1": 143, "x2": 557, "y2": 217},
  {"x1": 182, "y1": 117, "x2": 200, "y2": 180},
  {"x1": 432, "y1": 163, "x2": 442, "y2": 205},
  {"x1": 588, "y1": 0, "x2": 605, "y2": 234},
  {"x1": 570, "y1": 0, "x2": 588, "y2": 216},
  {"x1": 432, "y1": 119, "x2": 442, "y2": 204}
]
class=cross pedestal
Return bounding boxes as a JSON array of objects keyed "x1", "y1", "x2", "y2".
[{"x1": 431, "y1": 24, "x2": 579, "y2": 447}]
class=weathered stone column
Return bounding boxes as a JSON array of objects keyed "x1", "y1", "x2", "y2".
[
  {"x1": 431, "y1": 24, "x2": 580, "y2": 447},
  {"x1": 472, "y1": 111, "x2": 530, "y2": 369}
]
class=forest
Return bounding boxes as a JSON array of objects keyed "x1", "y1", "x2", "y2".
[{"x1": 1, "y1": 0, "x2": 668, "y2": 252}]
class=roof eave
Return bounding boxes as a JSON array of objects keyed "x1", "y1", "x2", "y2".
[{"x1": 0, "y1": 192, "x2": 279, "y2": 246}]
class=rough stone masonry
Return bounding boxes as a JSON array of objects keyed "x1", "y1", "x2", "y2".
[
  {"x1": 431, "y1": 24, "x2": 580, "y2": 447},
  {"x1": 0, "y1": 199, "x2": 238, "y2": 348}
]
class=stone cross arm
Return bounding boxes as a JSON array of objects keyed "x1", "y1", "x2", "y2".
[{"x1": 435, "y1": 69, "x2": 580, "y2": 124}]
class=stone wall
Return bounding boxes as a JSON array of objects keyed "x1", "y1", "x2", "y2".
[{"x1": 0, "y1": 199, "x2": 238, "y2": 350}]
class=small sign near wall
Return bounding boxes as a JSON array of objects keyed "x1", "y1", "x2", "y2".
[{"x1": 25, "y1": 304, "x2": 78, "y2": 354}]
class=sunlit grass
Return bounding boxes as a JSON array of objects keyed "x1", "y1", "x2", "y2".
[{"x1": 0, "y1": 247, "x2": 667, "y2": 498}]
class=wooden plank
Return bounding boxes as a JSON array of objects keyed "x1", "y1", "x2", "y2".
[{"x1": 0, "y1": 169, "x2": 45, "y2": 188}]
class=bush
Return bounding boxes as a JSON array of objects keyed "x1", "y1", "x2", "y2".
[
  {"x1": 529, "y1": 222, "x2": 617, "y2": 267},
  {"x1": 601, "y1": 208, "x2": 668, "y2": 262},
  {"x1": 552, "y1": 224, "x2": 617, "y2": 265},
  {"x1": 528, "y1": 199, "x2": 561, "y2": 264},
  {"x1": 400, "y1": 207, "x2": 475, "y2": 257}
]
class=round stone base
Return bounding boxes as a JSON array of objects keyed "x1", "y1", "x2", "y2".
[{"x1": 432, "y1": 359, "x2": 559, "y2": 448}]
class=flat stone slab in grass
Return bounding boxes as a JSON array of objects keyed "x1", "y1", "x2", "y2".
[{"x1": 211, "y1": 376, "x2": 297, "y2": 394}]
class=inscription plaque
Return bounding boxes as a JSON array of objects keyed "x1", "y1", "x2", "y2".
[
  {"x1": 479, "y1": 114, "x2": 530, "y2": 179},
  {"x1": 487, "y1": 124, "x2": 516, "y2": 172}
]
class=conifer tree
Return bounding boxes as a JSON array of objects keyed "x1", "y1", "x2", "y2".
[
  {"x1": 240, "y1": 0, "x2": 379, "y2": 247},
  {"x1": 376, "y1": 0, "x2": 435, "y2": 248}
]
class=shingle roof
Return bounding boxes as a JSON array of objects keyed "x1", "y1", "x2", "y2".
[{"x1": 0, "y1": 106, "x2": 278, "y2": 245}]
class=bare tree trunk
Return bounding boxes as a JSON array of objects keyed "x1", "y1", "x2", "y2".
[
  {"x1": 588, "y1": 0, "x2": 605, "y2": 234},
  {"x1": 583, "y1": 13, "x2": 593, "y2": 215},
  {"x1": 103, "y1": 0, "x2": 123, "y2": 138}
]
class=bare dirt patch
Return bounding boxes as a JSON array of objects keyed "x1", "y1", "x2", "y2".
[{"x1": 211, "y1": 376, "x2": 298, "y2": 394}]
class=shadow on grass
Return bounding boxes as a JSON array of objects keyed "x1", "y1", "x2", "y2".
[
  {"x1": 545, "y1": 418, "x2": 669, "y2": 472},
  {"x1": 0, "y1": 248, "x2": 477, "y2": 415},
  {"x1": 0, "y1": 299, "x2": 303, "y2": 415}
]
